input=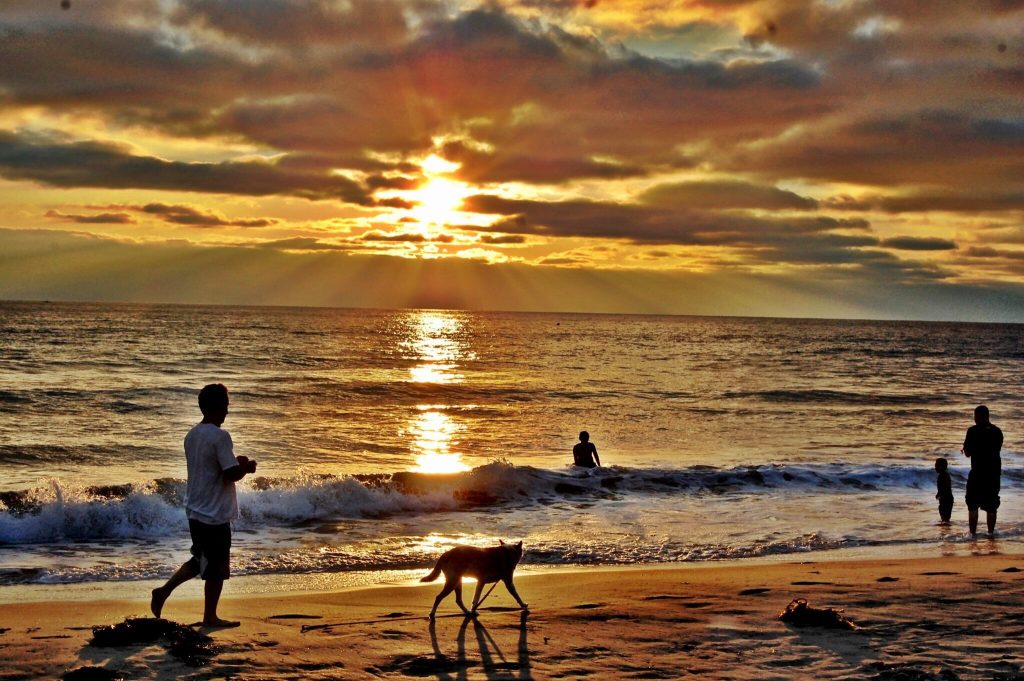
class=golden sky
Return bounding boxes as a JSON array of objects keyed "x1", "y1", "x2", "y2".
[{"x1": 0, "y1": 0, "x2": 1022, "y2": 319}]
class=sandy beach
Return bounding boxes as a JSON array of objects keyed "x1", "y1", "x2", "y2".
[{"x1": 4, "y1": 551, "x2": 1024, "y2": 680}]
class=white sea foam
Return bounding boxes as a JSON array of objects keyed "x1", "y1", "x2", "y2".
[{"x1": 1, "y1": 462, "x2": 1019, "y2": 547}]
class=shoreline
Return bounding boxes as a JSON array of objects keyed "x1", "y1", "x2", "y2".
[
  {"x1": 4, "y1": 552, "x2": 1024, "y2": 679},
  {"x1": 2, "y1": 532, "x2": 1016, "y2": 605}
]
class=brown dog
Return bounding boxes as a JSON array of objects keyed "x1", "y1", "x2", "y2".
[{"x1": 421, "y1": 540, "x2": 528, "y2": 618}]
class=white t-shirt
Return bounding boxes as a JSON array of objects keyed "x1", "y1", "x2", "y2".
[{"x1": 183, "y1": 422, "x2": 239, "y2": 525}]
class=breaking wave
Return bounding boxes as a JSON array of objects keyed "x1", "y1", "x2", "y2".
[{"x1": 0, "y1": 461, "x2": 1015, "y2": 546}]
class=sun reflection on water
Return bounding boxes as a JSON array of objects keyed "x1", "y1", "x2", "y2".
[
  {"x1": 402, "y1": 310, "x2": 468, "y2": 384},
  {"x1": 410, "y1": 409, "x2": 469, "y2": 473},
  {"x1": 400, "y1": 311, "x2": 474, "y2": 473}
]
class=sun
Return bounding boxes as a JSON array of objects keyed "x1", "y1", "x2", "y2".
[
  {"x1": 412, "y1": 177, "x2": 472, "y2": 225},
  {"x1": 406, "y1": 155, "x2": 473, "y2": 226}
]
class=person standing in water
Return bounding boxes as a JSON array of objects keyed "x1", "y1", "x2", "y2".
[
  {"x1": 573, "y1": 431, "x2": 601, "y2": 468},
  {"x1": 963, "y1": 405, "x2": 1003, "y2": 536},
  {"x1": 934, "y1": 457, "x2": 953, "y2": 524},
  {"x1": 150, "y1": 383, "x2": 257, "y2": 627}
]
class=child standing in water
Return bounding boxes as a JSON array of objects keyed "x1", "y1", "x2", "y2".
[{"x1": 935, "y1": 457, "x2": 953, "y2": 524}]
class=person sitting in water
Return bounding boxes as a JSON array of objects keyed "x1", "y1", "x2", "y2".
[{"x1": 572, "y1": 431, "x2": 601, "y2": 468}]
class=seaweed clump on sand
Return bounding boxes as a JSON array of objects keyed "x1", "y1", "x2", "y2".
[
  {"x1": 778, "y1": 598, "x2": 859, "y2": 630},
  {"x1": 89, "y1": 617, "x2": 215, "y2": 667},
  {"x1": 62, "y1": 667, "x2": 125, "y2": 681}
]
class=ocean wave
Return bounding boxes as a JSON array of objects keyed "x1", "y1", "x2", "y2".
[
  {"x1": 722, "y1": 389, "x2": 949, "y2": 406},
  {"x1": 0, "y1": 461, "x2": 1014, "y2": 546}
]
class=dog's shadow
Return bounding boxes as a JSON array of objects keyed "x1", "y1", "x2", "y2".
[{"x1": 428, "y1": 610, "x2": 531, "y2": 681}]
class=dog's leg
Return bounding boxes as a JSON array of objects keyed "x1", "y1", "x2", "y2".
[
  {"x1": 430, "y1": 579, "x2": 456, "y2": 619},
  {"x1": 470, "y1": 579, "x2": 486, "y2": 613},
  {"x1": 454, "y1": 579, "x2": 474, "y2": 617},
  {"x1": 503, "y1": 577, "x2": 528, "y2": 610}
]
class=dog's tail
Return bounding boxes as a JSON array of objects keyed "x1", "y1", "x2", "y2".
[{"x1": 420, "y1": 564, "x2": 442, "y2": 583}]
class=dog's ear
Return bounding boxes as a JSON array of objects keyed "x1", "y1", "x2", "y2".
[
  {"x1": 517, "y1": 541, "x2": 523, "y2": 548},
  {"x1": 499, "y1": 539, "x2": 505, "y2": 545}
]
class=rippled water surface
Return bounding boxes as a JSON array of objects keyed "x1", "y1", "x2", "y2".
[{"x1": 1, "y1": 301, "x2": 1022, "y2": 589}]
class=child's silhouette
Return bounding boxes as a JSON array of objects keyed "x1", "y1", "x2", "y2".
[{"x1": 935, "y1": 457, "x2": 953, "y2": 524}]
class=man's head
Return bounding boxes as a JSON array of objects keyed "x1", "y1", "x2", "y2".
[
  {"x1": 198, "y1": 383, "x2": 229, "y2": 425},
  {"x1": 935, "y1": 457, "x2": 948, "y2": 473},
  {"x1": 975, "y1": 405, "x2": 990, "y2": 425},
  {"x1": 579, "y1": 431, "x2": 589, "y2": 443}
]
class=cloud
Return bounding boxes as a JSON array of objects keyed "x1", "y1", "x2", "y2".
[
  {"x1": 826, "y1": 191, "x2": 1024, "y2": 214},
  {"x1": 639, "y1": 180, "x2": 818, "y2": 210},
  {"x1": 442, "y1": 140, "x2": 653, "y2": 184},
  {"x1": 173, "y1": 0, "x2": 411, "y2": 48},
  {"x1": 0, "y1": 130, "x2": 373, "y2": 203},
  {"x1": 736, "y1": 109, "x2": 1024, "y2": 188},
  {"x1": 879, "y1": 236, "x2": 957, "y2": 251},
  {"x1": 129, "y1": 203, "x2": 278, "y2": 228},
  {"x1": 254, "y1": 237, "x2": 350, "y2": 251},
  {"x1": 0, "y1": 5, "x2": 826, "y2": 182},
  {"x1": 463, "y1": 194, "x2": 869, "y2": 247},
  {"x1": 365, "y1": 174, "x2": 422, "y2": 191},
  {"x1": 45, "y1": 209, "x2": 136, "y2": 224},
  {"x1": 360, "y1": 231, "x2": 428, "y2": 243},
  {"x1": 479, "y1": 234, "x2": 527, "y2": 244}
]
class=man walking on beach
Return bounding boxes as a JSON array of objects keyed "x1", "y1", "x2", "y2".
[
  {"x1": 963, "y1": 405, "x2": 1003, "y2": 536},
  {"x1": 151, "y1": 383, "x2": 257, "y2": 627}
]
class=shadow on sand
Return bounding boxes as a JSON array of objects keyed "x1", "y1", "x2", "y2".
[{"x1": 427, "y1": 610, "x2": 532, "y2": 681}]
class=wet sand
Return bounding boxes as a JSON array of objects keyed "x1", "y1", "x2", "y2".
[{"x1": 4, "y1": 552, "x2": 1024, "y2": 680}]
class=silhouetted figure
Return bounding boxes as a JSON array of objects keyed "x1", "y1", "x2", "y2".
[
  {"x1": 963, "y1": 405, "x2": 1002, "y2": 536},
  {"x1": 934, "y1": 457, "x2": 953, "y2": 524},
  {"x1": 572, "y1": 431, "x2": 601, "y2": 468},
  {"x1": 150, "y1": 384, "x2": 257, "y2": 627}
]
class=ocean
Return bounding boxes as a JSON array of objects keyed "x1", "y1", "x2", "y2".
[{"x1": 1, "y1": 301, "x2": 1022, "y2": 600}]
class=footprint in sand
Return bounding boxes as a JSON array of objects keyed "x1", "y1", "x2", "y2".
[
  {"x1": 876, "y1": 576, "x2": 899, "y2": 583},
  {"x1": 572, "y1": 603, "x2": 606, "y2": 609},
  {"x1": 739, "y1": 588, "x2": 771, "y2": 596},
  {"x1": 641, "y1": 595, "x2": 692, "y2": 601},
  {"x1": 920, "y1": 571, "x2": 959, "y2": 576},
  {"x1": 1000, "y1": 567, "x2": 1022, "y2": 573},
  {"x1": 267, "y1": 614, "x2": 322, "y2": 620}
]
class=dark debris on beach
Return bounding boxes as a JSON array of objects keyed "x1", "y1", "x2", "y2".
[
  {"x1": 778, "y1": 598, "x2": 859, "y2": 630},
  {"x1": 62, "y1": 666, "x2": 125, "y2": 681},
  {"x1": 89, "y1": 617, "x2": 215, "y2": 667}
]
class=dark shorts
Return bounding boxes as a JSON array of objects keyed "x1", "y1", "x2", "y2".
[
  {"x1": 187, "y1": 519, "x2": 231, "y2": 581},
  {"x1": 938, "y1": 498, "x2": 953, "y2": 521},
  {"x1": 965, "y1": 469, "x2": 1000, "y2": 513}
]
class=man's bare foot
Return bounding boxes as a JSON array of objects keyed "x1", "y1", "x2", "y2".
[
  {"x1": 151, "y1": 587, "x2": 168, "y2": 618},
  {"x1": 202, "y1": 617, "x2": 240, "y2": 628}
]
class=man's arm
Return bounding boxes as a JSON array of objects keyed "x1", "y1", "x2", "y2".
[
  {"x1": 223, "y1": 455, "x2": 257, "y2": 482},
  {"x1": 592, "y1": 444, "x2": 601, "y2": 467}
]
